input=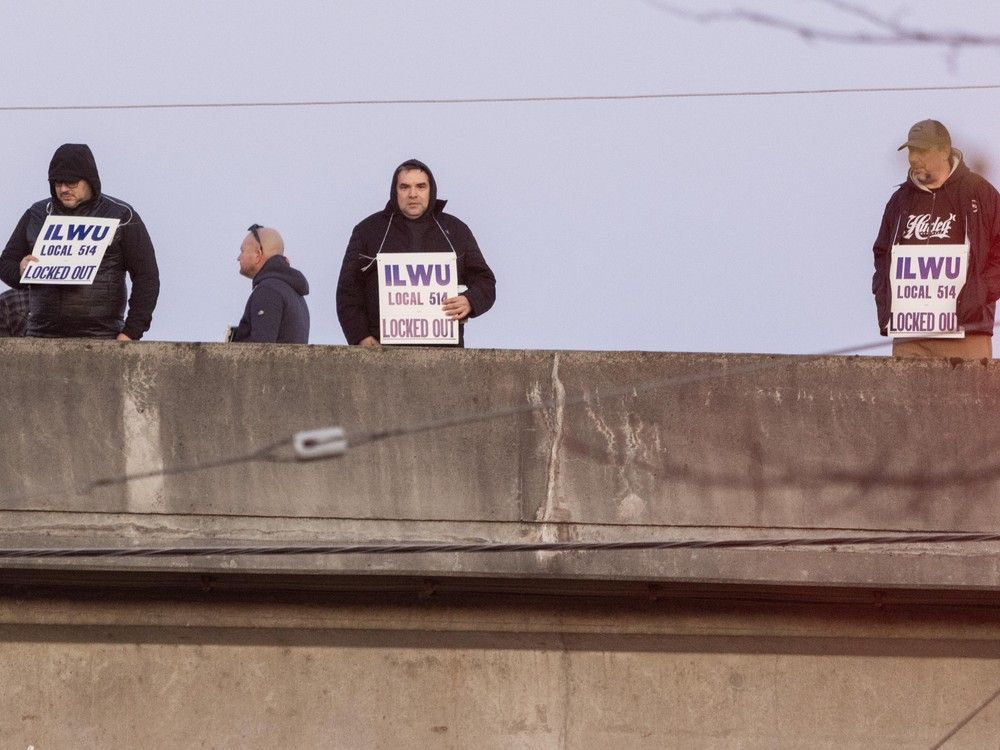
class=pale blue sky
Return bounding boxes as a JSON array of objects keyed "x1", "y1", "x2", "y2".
[{"x1": 3, "y1": 0, "x2": 1000, "y2": 353}]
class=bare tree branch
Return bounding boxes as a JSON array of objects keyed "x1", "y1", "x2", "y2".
[
  {"x1": 646, "y1": 0, "x2": 1000, "y2": 49},
  {"x1": 819, "y1": 0, "x2": 910, "y2": 35}
]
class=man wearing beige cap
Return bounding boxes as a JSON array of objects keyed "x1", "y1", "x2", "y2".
[{"x1": 872, "y1": 120, "x2": 1000, "y2": 358}]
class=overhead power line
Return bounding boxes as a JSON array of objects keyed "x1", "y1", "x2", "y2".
[
  {"x1": 2, "y1": 83, "x2": 1000, "y2": 113},
  {"x1": 929, "y1": 683, "x2": 1000, "y2": 750},
  {"x1": 0, "y1": 531, "x2": 998, "y2": 559}
]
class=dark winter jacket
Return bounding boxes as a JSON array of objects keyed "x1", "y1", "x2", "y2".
[
  {"x1": 0, "y1": 288, "x2": 29, "y2": 337},
  {"x1": 872, "y1": 155, "x2": 1000, "y2": 336},
  {"x1": 336, "y1": 159, "x2": 496, "y2": 345},
  {"x1": 232, "y1": 255, "x2": 310, "y2": 343},
  {"x1": 0, "y1": 144, "x2": 160, "y2": 339}
]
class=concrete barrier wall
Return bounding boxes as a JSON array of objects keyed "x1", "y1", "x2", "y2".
[
  {"x1": 2, "y1": 594, "x2": 1000, "y2": 749},
  {"x1": 4, "y1": 340, "x2": 1000, "y2": 748},
  {"x1": 6, "y1": 339, "x2": 1000, "y2": 529},
  {"x1": 3, "y1": 339, "x2": 1000, "y2": 589}
]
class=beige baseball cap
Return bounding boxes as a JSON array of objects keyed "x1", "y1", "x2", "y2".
[{"x1": 898, "y1": 119, "x2": 951, "y2": 151}]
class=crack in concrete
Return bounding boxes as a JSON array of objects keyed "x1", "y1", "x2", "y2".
[
  {"x1": 538, "y1": 353, "x2": 566, "y2": 542},
  {"x1": 585, "y1": 393, "x2": 655, "y2": 521},
  {"x1": 123, "y1": 358, "x2": 165, "y2": 514},
  {"x1": 584, "y1": 393, "x2": 616, "y2": 458}
]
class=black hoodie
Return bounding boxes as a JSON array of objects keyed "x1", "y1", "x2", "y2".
[
  {"x1": 336, "y1": 159, "x2": 496, "y2": 345},
  {"x1": 47, "y1": 143, "x2": 103, "y2": 200},
  {"x1": 0, "y1": 143, "x2": 160, "y2": 339}
]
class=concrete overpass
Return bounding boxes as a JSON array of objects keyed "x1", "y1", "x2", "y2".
[{"x1": 2, "y1": 339, "x2": 999, "y2": 748}]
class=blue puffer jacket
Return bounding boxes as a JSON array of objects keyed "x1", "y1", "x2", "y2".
[{"x1": 232, "y1": 255, "x2": 310, "y2": 343}]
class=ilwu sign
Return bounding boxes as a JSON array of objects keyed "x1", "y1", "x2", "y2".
[
  {"x1": 376, "y1": 252, "x2": 459, "y2": 345},
  {"x1": 888, "y1": 244, "x2": 968, "y2": 339},
  {"x1": 20, "y1": 215, "x2": 119, "y2": 285}
]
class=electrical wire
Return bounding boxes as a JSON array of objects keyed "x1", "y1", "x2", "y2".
[
  {"x1": 929, "y1": 683, "x2": 1000, "y2": 750},
  {"x1": 87, "y1": 437, "x2": 292, "y2": 489},
  {"x1": 1, "y1": 84, "x2": 999, "y2": 113},
  {"x1": 0, "y1": 531, "x2": 997, "y2": 559}
]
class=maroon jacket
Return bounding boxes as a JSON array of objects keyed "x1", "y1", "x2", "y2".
[{"x1": 872, "y1": 156, "x2": 1000, "y2": 335}]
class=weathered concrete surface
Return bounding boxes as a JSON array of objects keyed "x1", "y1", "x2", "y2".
[
  {"x1": 3, "y1": 339, "x2": 1000, "y2": 590},
  {"x1": 2, "y1": 593, "x2": 1000, "y2": 749},
  {"x1": 4, "y1": 340, "x2": 1000, "y2": 748}
]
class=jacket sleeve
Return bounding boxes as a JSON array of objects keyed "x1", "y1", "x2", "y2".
[
  {"x1": 0, "y1": 211, "x2": 33, "y2": 290},
  {"x1": 120, "y1": 213, "x2": 160, "y2": 340},
  {"x1": 455, "y1": 223, "x2": 496, "y2": 319},
  {"x1": 244, "y1": 284, "x2": 285, "y2": 343},
  {"x1": 871, "y1": 197, "x2": 898, "y2": 336},
  {"x1": 335, "y1": 225, "x2": 374, "y2": 344},
  {"x1": 977, "y1": 181, "x2": 1000, "y2": 304}
]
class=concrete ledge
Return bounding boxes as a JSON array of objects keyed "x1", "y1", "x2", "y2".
[{"x1": 3, "y1": 339, "x2": 1000, "y2": 591}]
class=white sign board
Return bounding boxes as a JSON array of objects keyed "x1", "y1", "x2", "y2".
[
  {"x1": 376, "y1": 252, "x2": 459, "y2": 345},
  {"x1": 20, "y1": 215, "x2": 119, "y2": 285},
  {"x1": 888, "y1": 244, "x2": 968, "y2": 339}
]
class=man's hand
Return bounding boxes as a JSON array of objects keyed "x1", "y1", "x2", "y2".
[
  {"x1": 442, "y1": 294, "x2": 471, "y2": 321},
  {"x1": 358, "y1": 336, "x2": 381, "y2": 348},
  {"x1": 19, "y1": 255, "x2": 39, "y2": 274},
  {"x1": 116, "y1": 333, "x2": 132, "y2": 341}
]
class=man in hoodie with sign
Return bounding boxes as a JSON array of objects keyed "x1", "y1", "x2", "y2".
[
  {"x1": 0, "y1": 144, "x2": 159, "y2": 340},
  {"x1": 336, "y1": 159, "x2": 496, "y2": 347},
  {"x1": 872, "y1": 121, "x2": 1000, "y2": 358}
]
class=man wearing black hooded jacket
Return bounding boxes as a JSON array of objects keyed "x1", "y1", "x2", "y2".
[
  {"x1": 0, "y1": 143, "x2": 159, "y2": 340},
  {"x1": 336, "y1": 159, "x2": 496, "y2": 347}
]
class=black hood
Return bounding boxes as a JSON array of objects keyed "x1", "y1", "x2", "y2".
[
  {"x1": 253, "y1": 255, "x2": 309, "y2": 296},
  {"x1": 48, "y1": 143, "x2": 101, "y2": 203},
  {"x1": 384, "y1": 158, "x2": 446, "y2": 218}
]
